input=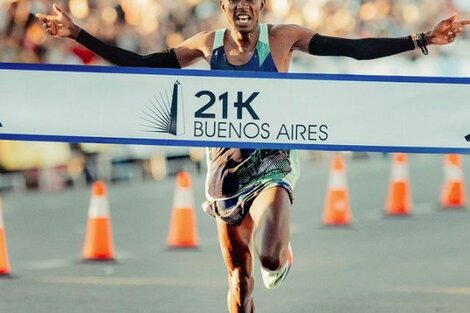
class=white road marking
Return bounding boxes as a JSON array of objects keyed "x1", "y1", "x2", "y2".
[
  {"x1": 389, "y1": 285, "x2": 470, "y2": 296},
  {"x1": 38, "y1": 276, "x2": 226, "y2": 287}
]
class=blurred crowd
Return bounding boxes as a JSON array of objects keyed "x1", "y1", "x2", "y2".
[
  {"x1": 2, "y1": 0, "x2": 470, "y2": 73},
  {"x1": 1, "y1": 0, "x2": 470, "y2": 189}
]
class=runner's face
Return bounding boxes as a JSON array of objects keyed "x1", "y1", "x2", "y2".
[{"x1": 220, "y1": 0, "x2": 265, "y2": 34}]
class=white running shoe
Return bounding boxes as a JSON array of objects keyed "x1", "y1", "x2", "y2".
[{"x1": 261, "y1": 243, "x2": 293, "y2": 289}]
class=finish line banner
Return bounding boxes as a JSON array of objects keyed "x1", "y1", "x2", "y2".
[{"x1": 1, "y1": 62, "x2": 470, "y2": 154}]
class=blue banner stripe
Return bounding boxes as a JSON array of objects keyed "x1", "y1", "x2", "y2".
[
  {"x1": 0, "y1": 133, "x2": 469, "y2": 154},
  {"x1": 2, "y1": 62, "x2": 470, "y2": 85}
]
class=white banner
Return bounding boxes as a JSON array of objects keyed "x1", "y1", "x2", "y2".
[{"x1": 1, "y1": 63, "x2": 470, "y2": 153}]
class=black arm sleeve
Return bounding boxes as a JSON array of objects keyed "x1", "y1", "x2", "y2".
[
  {"x1": 308, "y1": 33, "x2": 416, "y2": 60},
  {"x1": 75, "y1": 29, "x2": 181, "y2": 68}
]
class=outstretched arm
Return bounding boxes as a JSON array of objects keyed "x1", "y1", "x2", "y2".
[
  {"x1": 36, "y1": 4, "x2": 187, "y2": 68},
  {"x1": 293, "y1": 14, "x2": 470, "y2": 60}
]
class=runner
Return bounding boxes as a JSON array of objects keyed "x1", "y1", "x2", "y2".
[{"x1": 37, "y1": 2, "x2": 469, "y2": 312}]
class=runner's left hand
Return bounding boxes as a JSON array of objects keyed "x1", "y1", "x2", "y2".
[{"x1": 427, "y1": 14, "x2": 470, "y2": 45}]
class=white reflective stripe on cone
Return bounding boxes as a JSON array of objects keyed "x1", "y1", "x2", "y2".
[
  {"x1": 88, "y1": 196, "x2": 110, "y2": 218},
  {"x1": 445, "y1": 164, "x2": 464, "y2": 180},
  {"x1": 173, "y1": 188, "x2": 195, "y2": 209},
  {"x1": 391, "y1": 164, "x2": 408, "y2": 181},
  {"x1": 0, "y1": 206, "x2": 3, "y2": 229},
  {"x1": 328, "y1": 171, "x2": 347, "y2": 189}
]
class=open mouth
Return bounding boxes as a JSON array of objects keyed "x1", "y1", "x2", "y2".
[{"x1": 235, "y1": 14, "x2": 252, "y2": 26}]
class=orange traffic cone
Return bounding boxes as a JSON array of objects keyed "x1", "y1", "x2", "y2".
[
  {"x1": 167, "y1": 171, "x2": 199, "y2": 248},
  {"x1": 322, "y1": 154, "x2": 352, "y2": 226},
  {"x1": 0, "y1": 196, "x2": 11, "y2": 275},
  {"x1": 82, "y1": 181, "x2": 115, "y2": 260},
  {"x1": 440, "y1": 154, "x2": 467, "y2": 209},
  {"x1": 385, "y1": 153, "x2": 412, "y2": 216}
]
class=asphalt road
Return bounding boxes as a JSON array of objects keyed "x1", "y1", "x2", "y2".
[{"x1": 1, "y1": 152, "x2": 470, "y2": 313}]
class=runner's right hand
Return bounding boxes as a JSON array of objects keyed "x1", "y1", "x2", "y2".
[{"x1": 35, "y1": 3, "x2": 81, "y2": 39}]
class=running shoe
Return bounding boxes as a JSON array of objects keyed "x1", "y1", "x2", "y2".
[{"x1": 261, "y1": 243, "x2": 293, "y2": 289}]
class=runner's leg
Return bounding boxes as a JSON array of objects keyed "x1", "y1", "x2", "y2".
[
  {"x1": 216, "y1": 186, "x2": 291, "y2": 312},
  {"x1": 249, "y1": 187, "x2": 291, "y2": 272},
  {"x1": 217, "y1": 215, "x2": 256, "y2": 313}
]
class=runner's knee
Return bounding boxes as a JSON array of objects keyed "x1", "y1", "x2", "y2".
[
  {"x1": 228, "y1": 267, "x2": 254, "y2": 304},
  {"x1": 259, "y1": 254, "x2": 283, "y2": 272},
  {"x1": 259, "y1": 244, "x2": 290, "y2": 271}
]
